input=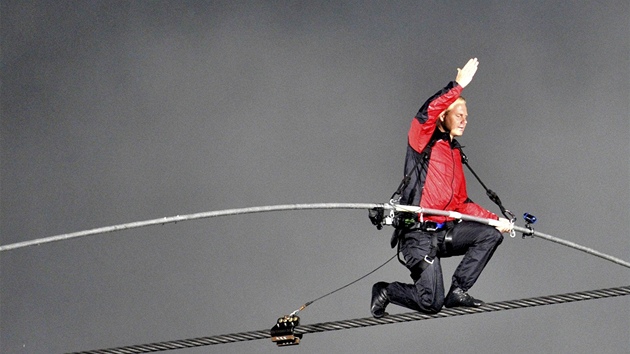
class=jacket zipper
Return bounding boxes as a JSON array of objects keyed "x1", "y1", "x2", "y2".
[{"x1": 444, "y1": 147, "x2": 456, "y2": 210}]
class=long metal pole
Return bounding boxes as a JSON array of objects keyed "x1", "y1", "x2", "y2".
[
  {"x1": 0, "y1": 203, "x2": 380, "y2": 251},
  {"x1": 391, "y1": 204, "x2": 630, "y2": 269},
  {"x1": 2, "y1": 203, "x2": 629, "y2": 270}
]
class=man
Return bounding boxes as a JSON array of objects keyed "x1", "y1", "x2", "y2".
[{"x1": 371, "y1": 58, "x2": 512, "y2": 317}]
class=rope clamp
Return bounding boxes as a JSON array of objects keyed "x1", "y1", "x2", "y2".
[
  {"x1": 522, "y1": 224, "x2": 535, "y2": 239},
  {"x1": 270, "y1": 315, "x2": 302, "y2": 347}
]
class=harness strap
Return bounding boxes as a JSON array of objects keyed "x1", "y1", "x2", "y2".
[
  {"x1": 459, "y1": 149, "x2": 515, "y2": 221},
  {"x1": 390, "y1": 129, "x2": 442, "y2": 201},
  {"x1": 390, "y1": 129, "x2": 515, "y2": 222},
  {"x1": 411, "y1": 232, "x2": 439, "y2": 280},
  {"x1": 399, "y1": 219, "x2": 461, "y2": 280}
]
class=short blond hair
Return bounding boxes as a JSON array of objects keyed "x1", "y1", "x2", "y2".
[{"x1": 442, "y1": 96, "x2": 466, "y2": 117}]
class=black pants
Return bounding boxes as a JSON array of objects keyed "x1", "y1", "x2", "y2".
[{"x1": 385, "y1": 221, "x2": 503, "y2": 313}]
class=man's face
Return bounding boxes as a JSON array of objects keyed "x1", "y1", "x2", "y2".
[{"x1": 441, "y1": 103, "x2": 468, "y2": 137}]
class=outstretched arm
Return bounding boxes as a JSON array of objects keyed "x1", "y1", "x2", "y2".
[
  {"x1": 457, "y1": 201, "x2": 513, "y2": 233},
  {"x1": 455, "y1": 58, "x2": 479, "y2": 88},
  {"x1": 408, "y1": 57, "x2": 479, "y2": 153}
]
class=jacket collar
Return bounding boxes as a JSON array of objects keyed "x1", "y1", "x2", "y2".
[{"x1": 431, "y1": 128, "x2": 461, "y2": 149}]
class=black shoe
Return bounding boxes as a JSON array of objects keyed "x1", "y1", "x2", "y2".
[
  {"x1": 370, "y1": 282, "x2": 390, "y2": 318},
  {"x1": 444, "y1": 287, "x2": 485, "y2": 308}
]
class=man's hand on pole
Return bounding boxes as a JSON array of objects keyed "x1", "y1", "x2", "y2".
[
  {"x1": 495, "y1": 217, "x2": 514, "y2": 234},
  {"x1": 455, "y1": 58, "x2": 479, "y2": 88}
]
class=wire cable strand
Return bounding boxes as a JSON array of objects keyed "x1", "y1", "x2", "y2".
[{"x1": 67, "y1": 285, "x2": 630, "y2": 354}]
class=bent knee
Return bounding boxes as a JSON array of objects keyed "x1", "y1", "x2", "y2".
[
  {"x1": 420, "y1": 297, "x2": 444, "y2": 314},
  {"x1": 424, "y1": 302, "x2": 443, "y2": 314}
]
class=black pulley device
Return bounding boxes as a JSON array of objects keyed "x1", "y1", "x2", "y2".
[{"x1": 270, "y1": 315, "x2": 302, "y2": 346}]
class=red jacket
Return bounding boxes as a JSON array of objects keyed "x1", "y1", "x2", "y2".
[{"x1": 401, "y1": 81, "x2": 497, "y2": 223}]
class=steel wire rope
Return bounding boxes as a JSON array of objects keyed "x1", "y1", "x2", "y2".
[{"x1": 67, "y1": 285, "x2": 630, "y2": 354}]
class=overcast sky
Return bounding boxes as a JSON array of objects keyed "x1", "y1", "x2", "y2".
[{"x1": 1, "y1": 1, "x2": 629, "y2": 353}]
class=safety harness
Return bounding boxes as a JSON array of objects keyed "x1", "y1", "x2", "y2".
[{"x1": 380, "y1": 129, "x2": 515, "y2": 277}]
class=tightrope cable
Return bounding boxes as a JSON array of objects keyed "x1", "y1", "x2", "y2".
[{"x1": 67, "y1": 285, "x2": 630, "y2": 354}]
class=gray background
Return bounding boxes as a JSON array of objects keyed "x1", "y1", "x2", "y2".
[{"x1": 1, "y1": 1, "x2": 629, "y2": 353}]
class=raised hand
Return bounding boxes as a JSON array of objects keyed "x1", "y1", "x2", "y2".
[{"x1": 455, "y1": 58, "x2": 479, "y2": 88}]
